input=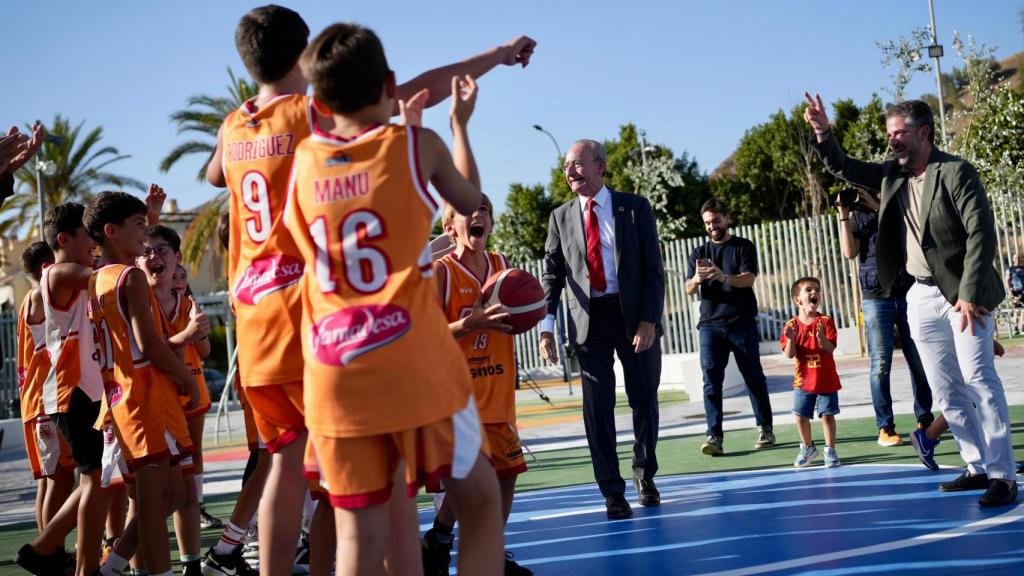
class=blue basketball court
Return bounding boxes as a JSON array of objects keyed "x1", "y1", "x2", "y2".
[{"x1": 423, "y1": 465, "x2": 1024, "y2": 575}]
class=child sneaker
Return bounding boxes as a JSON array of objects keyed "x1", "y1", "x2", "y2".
[
  {"x1": 824, "y1": 446, "x2": 841, "y2": 468},
  {"x1": 794, "y1": 443, "x2": 818, "y2": 468}
]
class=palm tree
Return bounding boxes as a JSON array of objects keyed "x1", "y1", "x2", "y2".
[
  {"x1": 3, "y1": 115, "x2": 144, "y2": 238},
  {"x1": 162, "y1": 68, "x2": 257, "y2": 270},
  {"x1": 161, "y1": 67, "x2": 257, "y2": 181}
]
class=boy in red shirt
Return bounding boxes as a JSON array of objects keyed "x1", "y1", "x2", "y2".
[{"x1": 781, "y1": 277, "x2": 841, "y2": 469}]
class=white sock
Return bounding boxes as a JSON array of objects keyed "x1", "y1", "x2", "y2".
[
  {"x1": 194, "y1": 474, "x2": 204, "y2": 504},
  {"x1": 214, "y1": 521, "x2": 248, "y2": 554},
  {"x1": 301, "y1": 489, "x2": 315, "y2": 533},
  {"x1": 100, "y1": 553, "x2": 128, "y2": 576}
]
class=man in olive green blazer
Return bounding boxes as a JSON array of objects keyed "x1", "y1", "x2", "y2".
[{"x1": 804, "y1": 94, "x2": 1016, "y2": 507}]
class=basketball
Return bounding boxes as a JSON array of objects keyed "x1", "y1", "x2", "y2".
[{"x1": 481, "y1": 268, "x2": 546, "y2": 335}]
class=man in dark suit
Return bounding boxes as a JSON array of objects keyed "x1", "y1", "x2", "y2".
[
  {"x1": 539, "y1": 139, "x2": 665, "y2": 519},
  {"x1": 805, "y1": 94, "x2": 1016, "y2": 507}
]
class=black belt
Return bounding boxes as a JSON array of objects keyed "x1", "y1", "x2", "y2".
[
  {"x1": 915, "y1": 276, "x2": 936, "y2": 286},
  {"x1": 592, "y1": 293, "x2": 619, "y2": 303}
]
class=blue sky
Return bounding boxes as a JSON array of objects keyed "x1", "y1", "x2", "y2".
[{"x1": 3, "y1": 1, "x2": 1022, "y2": 216}]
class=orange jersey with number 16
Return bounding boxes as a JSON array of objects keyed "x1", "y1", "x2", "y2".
[
  {"x1": 221, "y1": 94, "x2": 313, "y2": 387},
  {"x1": 284, "y1": 123, "x2": 473, "y2": 438}
]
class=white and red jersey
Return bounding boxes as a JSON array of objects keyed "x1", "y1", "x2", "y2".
[
  {"x1": 284, "y1": 122, "x2": 474, "y2": 438},
  {"x1": 436, "y1": 252, "x2": 517, "y2": 424},
  {"x1": 40, "y1": 265, "x2": 103, "y2": 414},
  {"x1": 221, "y1": 94, "x2": 313, "y2": 387}
]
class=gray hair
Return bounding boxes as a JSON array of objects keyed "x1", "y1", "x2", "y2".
[{"x1": 573, "y1": 139, "x2": 606, "y2": 163}]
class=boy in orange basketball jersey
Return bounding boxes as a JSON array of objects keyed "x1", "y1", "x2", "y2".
[
  {"x1": 285, "y1": 24, "x2": 504, "y2": 575},
  {"x1": 427, "y1": 193, "x2": 534, "y2": 575},
  {"x1": 16, "y1": 202, "x2": 110, "y2": 576},
  {"x1": 207, "y1": 6, "x2": 534, "y2": 574},
  {"x1": 135, "y1": 224, "x2": 212, "y2": 575},
  {"x1": 16, "y1": 241, "x2": 75, "y2": 533},
  {"x1": 84, "y1": 191, "x2": 200, "y2": 576}
]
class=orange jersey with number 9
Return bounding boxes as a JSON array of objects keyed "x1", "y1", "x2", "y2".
[
  {"x1": 222, "y1": 94, "x2": 313, "y2": 387},
  {"x1": 284, "y1": 123, "x2": 473, "y2": 438}
]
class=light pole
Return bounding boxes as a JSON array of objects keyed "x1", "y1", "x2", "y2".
[
  {"x1": 926, "y1": 0, "x2": 948, "y2": 145},
  {"x1": 532, "y1": 124, "x2": 562, "y2": 159}
]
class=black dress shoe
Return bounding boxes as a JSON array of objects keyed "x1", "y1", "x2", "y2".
[
  {"x1": 14, "y1": 543, "x2": 68, "y2": 575},
  {"x1": 605, "y1": 494, "x2": 633, "y2": 520},
  {"x1": 980, "y1": 479, "x2": 1019, "y2": 507},
  {"x1": 938, "y1": 470, "x2": 989, "y2": 492},
  {"x1": 634, "y1": 476, "x2": 661, "y2": 507}
]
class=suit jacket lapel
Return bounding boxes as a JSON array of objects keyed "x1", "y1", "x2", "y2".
[
  {"x1": 611, "y1": 189, "x2": 624, "y2": 271},
  {"x1": 567, "y1": 198, "x2": 588, "y2": 268},
  {"x1": 919, "y1": 150, "x2": 942, "y2": 232}
]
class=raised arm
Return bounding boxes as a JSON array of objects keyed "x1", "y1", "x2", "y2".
[
  {"x1": 417, "y1": 127, "x2": 480, "y2": 216},
  {"x1": 804, "y1": 92, "x2": 886, "y2": 191},
  {"x1": 449, "y1": 75, "x2": 480, "y2": 189},
  {"x1": 394, "y1": 36, "x2": 536, "y2": 111}
]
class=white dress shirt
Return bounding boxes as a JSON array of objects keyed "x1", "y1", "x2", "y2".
[{"x1": 540, "y1": 186, "x2": 617, "y2": 335}]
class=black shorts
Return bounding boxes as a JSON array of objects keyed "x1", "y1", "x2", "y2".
[{"x1": 51, "y1": 388, "x2": 103, "y2": 473}]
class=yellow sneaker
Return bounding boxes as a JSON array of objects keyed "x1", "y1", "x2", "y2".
[{"x1": 878, "y1": 428, "x2": 903, "y2": 447}]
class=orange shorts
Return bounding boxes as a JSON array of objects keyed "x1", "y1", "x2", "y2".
[
  {"x1": 304, "y1": 396, "x2": 487, "y2": 510},
  {"x1": 24, "y1": 416, "x2": 75, "y2": 480},
  {"x1": 244, "y1": 381, "x2": 304, "y2": 453},
  {"x1": 107, "y1": 369, "x2": 194, "y2": 471},
  {"x1": 179, "y1": 371, "x2": 212, "y2": 418},
  {"x1": 484, "y1": 422, "x2": 527, "y2": 478},
  {"x1": 236, "y1": 379, "x2": 264, "y2": 451}
]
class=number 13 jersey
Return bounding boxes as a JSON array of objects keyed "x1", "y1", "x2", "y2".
[
  {"x1": 221, "y1": 94, "x2": 313, "y2": 387},
  {"x1": 285, "y1": 123, "x2": 473, "y2": 438}
]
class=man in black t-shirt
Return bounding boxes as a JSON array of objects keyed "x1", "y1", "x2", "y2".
[{"x1": 684, "y1": 198, "x2": 774, "y2": 455}]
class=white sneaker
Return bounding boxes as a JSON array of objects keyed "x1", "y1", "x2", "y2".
[
  {"x1": 824, "y1": 446, "x2": 841, "y2": 468},
  {"x1": 794, "y1": 443, "x2": 818, "y2": 468}
]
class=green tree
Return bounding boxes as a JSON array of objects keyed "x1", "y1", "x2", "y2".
[
  {"x1": 4, "y1": 115, "x2": 144, "y2": 238},
  {"x1": 876, "y1": 27, "x2": 933, "y2": 102},
  {"x1": 162, "y1": 68, "x2": 257, "y2": 270},
  {"x1": 491, "y1": 183, "x2": 554, "y2": 263}
]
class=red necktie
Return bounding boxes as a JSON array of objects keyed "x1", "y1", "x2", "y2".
[{"x1": 585, "y1": 198, "x2": 607, "y2": 292}]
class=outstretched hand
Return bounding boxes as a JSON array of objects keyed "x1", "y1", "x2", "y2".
[
  {"x1": 803, "y1": 92, "x2": 831, "y2": 135},
  {"x1": 145, "y1": 183, "x2": 166, "y2": 224},
  {"x1": 450, "y1": 74, "x2": 478, "y2": 127},
  {"x1": 399, "y1": 88, "x2": 430, "y2": 128},
  {"x1": 502, "y1": 36, "x2": 536, "y2": 68},
  {"x1": 0, "y1": 123, "x2": 45, "y2": 177}
]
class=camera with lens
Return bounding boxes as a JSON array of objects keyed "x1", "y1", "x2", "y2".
[{"x1": 836, "y1": 187, "x2": 860, "y2": 208}]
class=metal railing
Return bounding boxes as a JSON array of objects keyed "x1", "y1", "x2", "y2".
[{"x1": 3, "y1": 197, "x2": 1024, "y2": 417}]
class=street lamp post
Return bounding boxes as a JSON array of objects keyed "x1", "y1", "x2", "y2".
[
  {"x1": 33, "y1": 130, "x2": 60, "y2": 238},
  {"x1": 927, "y1": 0, "x2": 949, "y2": 145},
  {"x1": 532, "y1": 124, "x2": 562, "y2": 159}
]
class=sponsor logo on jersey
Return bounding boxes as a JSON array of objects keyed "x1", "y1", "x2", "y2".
[
  {"x1": 105, "y1": 380, "x2": 124, "y2": 408},
  {"x1": 233, "y1": 254, "x2": 304, "y2": 305},
  {"x1": 311, "y1": 304, "x2": 410, "y2": 366},
  {"x1": 17, "y1": 367, "x2": 27, "y2": 389}
]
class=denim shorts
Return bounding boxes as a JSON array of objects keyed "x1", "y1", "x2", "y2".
[{"x1": 792, "y1": 389, "x2": 840, "y2": 420}]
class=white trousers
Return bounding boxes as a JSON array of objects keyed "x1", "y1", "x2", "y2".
[{"x1": 905, "y1": 283, "x2": 1014, "y2": 480}]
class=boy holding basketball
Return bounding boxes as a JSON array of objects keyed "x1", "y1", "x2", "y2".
[
  {"x1": 781, "y1": 277, "x2": 842, "y2": 469},
  {"x1": 427, "y1": 191, "x2": 532, "y2": 575}
]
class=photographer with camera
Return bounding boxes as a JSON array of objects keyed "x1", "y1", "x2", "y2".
[
  {"x1": 837, "y1": 186, "x2": 934, "y2": 448},
  {"x1": 685, "y1": 198, "x2": 774, "y2": 456}
]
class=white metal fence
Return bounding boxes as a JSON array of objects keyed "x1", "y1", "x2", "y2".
[{"x1": 4, "y1": 200, "x2": 1024, "y2": 416}]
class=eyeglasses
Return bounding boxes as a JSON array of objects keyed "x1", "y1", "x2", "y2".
[
  {"x1": 142, "y1": 244, "x2": 174, "y2": 257},
  {"x1": 562, "y1": 159, "x2": 597, "y2": 172}
]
